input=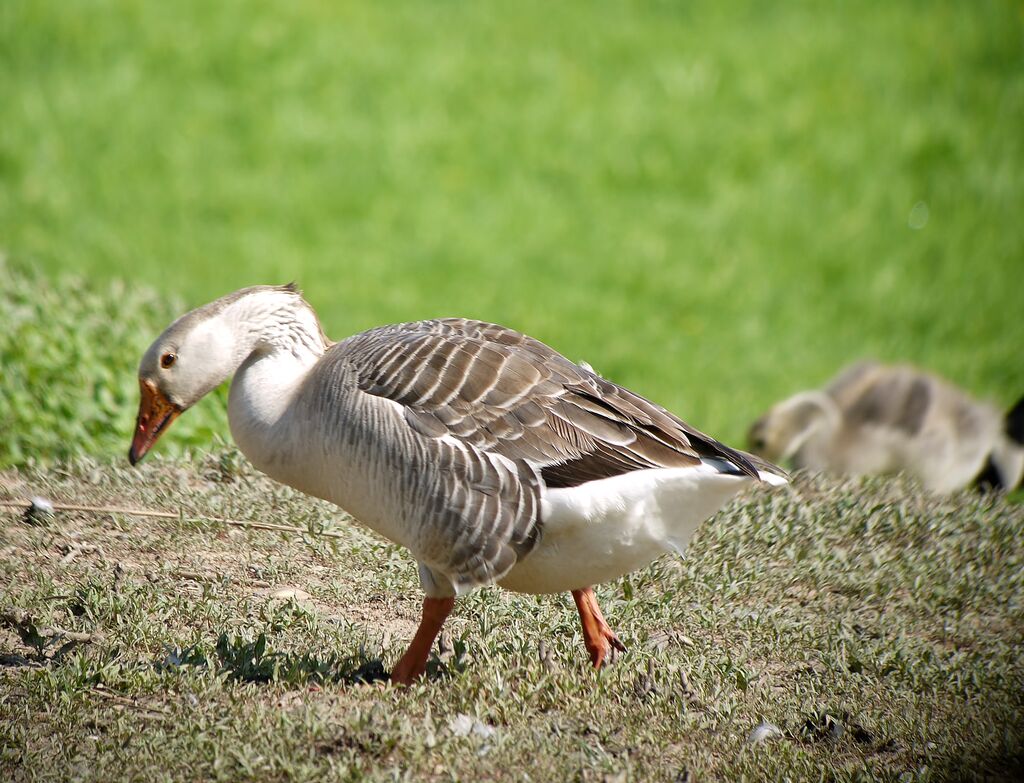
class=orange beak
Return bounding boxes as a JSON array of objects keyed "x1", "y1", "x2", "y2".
[{"x1": 128, "y1": 379, "x2": 182, "y2": 465}]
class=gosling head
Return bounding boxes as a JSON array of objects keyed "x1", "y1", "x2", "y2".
[{"x1": 747, "y1": 391, "x2": 838, "y2": 466}]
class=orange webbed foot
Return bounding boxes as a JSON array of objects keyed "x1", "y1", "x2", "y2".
[
  {"x1": 572, "y1": 587, "x2": 627, "y2": 670},
  {"x1": 389, "y1": 596, "x2": 454, "y2": 686}
]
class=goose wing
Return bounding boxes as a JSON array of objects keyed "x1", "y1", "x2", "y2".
[{"x1": 335, "y1": 318, "x2": 764, "y2": 488}]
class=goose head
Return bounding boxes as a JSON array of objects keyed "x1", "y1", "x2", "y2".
[
  {"x1": 128, "y1": 307, "x2": 238, "y2": 465},
  {"x1": 129, "y1": 284, "x2": 325, "y2": 465}
]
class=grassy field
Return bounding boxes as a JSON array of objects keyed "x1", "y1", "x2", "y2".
[
  {"x1": 2, "y1": 0, "x2": 1023, "y2": 468},
  {"x1": 2, "y1": 2, "x2": 1023, "y2": 780},
  {"x1": 2, "y1": 453, "x2": 1022, "y2": 781}
]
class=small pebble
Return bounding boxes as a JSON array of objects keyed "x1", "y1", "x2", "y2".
[
  {"x1": 747, "y1": 721, "x2": 783, "y2": 745},
  {"x1": 31, "y1": 497, "x2": 54, "y2": 513},
  {"x1": 266, "y1": 586, "x2": 311, "y2": 602},
  {"x1": 448, "y1": 714, "x2": 474, "y2": 737},
  {"x1": 448, "y1": 713, "x2": 495, "y2": 739},
  {"x1": 256, "y1": 586, "x2": 313, "y2": 609},
  {"x1": 24, "y1": 496, "x2": 55, "y2": 525}
]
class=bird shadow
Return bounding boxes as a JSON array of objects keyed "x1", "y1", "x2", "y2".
[
  {"x1": 160, "y1": 632, "x2": 391, "y2": 686},
  {"x1": 1, "y1": 610, "x2": 462, "y2": 687}
]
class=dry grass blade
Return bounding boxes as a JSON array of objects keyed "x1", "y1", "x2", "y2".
[{"x1": 0, "y1": 499, "x2": 348, "y2": 539}]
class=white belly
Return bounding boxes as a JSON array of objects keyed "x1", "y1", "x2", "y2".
[{"x1": 498, "y1": 465, "x2": 760, "y2": 594}]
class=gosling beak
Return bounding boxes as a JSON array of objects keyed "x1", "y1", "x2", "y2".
[{"x1": 128, "y1": 379, "x2": 182, "y2": 465}]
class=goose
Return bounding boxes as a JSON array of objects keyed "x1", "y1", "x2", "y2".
[
  {"x1": 129, "y1": 284, "x2": 787, "y2": 684},
  {"x1": 747, "y1": 360, "x2": 1022, "y2": 494}
]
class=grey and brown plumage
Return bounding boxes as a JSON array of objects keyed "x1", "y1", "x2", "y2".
[{"x1": 130, "y1": 285, "x2": 786, "y2": 683}]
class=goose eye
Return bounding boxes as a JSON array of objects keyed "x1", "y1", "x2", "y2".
[{"x1": 160, "y1": 353, "x2": 177, "y2": 369}]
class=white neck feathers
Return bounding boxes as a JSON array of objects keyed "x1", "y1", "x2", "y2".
[
  {"x1": 219, "y1": 289, "x2": 330, "y2": 479},
  {"x1": 219, "y1": 288, "x2": 328, "y2": 365}
]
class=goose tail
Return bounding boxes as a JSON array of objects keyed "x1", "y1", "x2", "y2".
[{"x1": 701, "y1": 454, "x2": 789, "y2": 487}]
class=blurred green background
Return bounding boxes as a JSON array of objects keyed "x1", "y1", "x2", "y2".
[{"x1": 2, "y1": 0, "x2": 1022, "y2": 466}]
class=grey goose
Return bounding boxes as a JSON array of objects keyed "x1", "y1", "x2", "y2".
[{"x1": 130, "y1": 284, "x2": 786, "y2": 684}]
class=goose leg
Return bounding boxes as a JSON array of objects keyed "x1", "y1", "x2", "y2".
[
  {"x1": 571, "y1": 587, "x2": 627, "y2": 668},
  {"x1": 391, "y1": 596, "x2": 455, "y2": 685}
]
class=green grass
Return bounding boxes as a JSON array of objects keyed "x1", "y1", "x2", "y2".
[
  {"x1": 2, "y1": 5, "x2": 1023, "y2": 776},
  {"x1": 2, "y1": 453, "x2": 1022, "y2": 781},
  {"x1": 0, "y1": 259, "x2": 229, "y2": 467},
  {"x1": 2, "y1": 0, "x2": 1023, "y2": 468}
]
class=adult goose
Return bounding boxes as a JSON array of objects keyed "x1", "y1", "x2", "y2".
[{"x1": 130, "y1": 285, "x2": 786, "y2": 684}]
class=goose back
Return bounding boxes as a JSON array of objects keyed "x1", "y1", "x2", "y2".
[{"x1": 334, "y1": 318, "x2": 766, "y2": 487}]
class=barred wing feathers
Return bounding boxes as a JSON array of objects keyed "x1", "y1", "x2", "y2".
[{"x1": 336, "y1": 318, "x2": 763, "y2": 487}]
